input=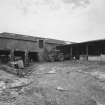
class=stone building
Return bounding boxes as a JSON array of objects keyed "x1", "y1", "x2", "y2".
[{"x1": 0, "y1": 32, "x2": 66, "y2": 64}]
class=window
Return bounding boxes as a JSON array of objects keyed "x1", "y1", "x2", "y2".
[{"x1": 39, "y1": 40, "x2": 44, "y2": 48}]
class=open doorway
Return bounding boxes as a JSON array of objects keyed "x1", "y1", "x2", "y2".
[
  {"x1": 14, "y1": 51, "x2": 25, "y2": 62},
  {"x1": 0, "y1": 50, "x2": 10, "y2": 64},
  {"x1": 28, "y1": 52, "x2": 39, "y2": 62}
]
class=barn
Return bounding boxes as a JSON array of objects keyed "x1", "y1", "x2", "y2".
[
  {"x1": 0, "y1": 32, "x2": 66, "y2": 64},
  {"x1": 57, "y1": 39, "x2": 105, "y2": 62}
]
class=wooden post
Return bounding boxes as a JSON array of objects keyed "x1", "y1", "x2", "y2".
[{"x1": 86, "y1": 45, "x2": 88, "y2": 60}]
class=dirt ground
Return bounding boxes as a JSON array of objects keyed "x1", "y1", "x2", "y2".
[{"x1": 0, "y1": 61, "x2": 105, "y2": 105}]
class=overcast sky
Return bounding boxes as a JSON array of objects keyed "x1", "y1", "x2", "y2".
[{"x1": 0, "y1": 0, "x2": 105, "y2": 42}]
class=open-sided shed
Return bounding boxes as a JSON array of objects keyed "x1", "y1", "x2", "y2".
[{"x1": 57, "y1": 39, "x2": 105, "y2": 61}]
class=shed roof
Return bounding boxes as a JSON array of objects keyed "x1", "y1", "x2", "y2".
[
  {"x1": 44, "y1": 38, "x2": 67, "y2": 45},
  {"x1": 58, "y1": 38, "x2": 105, "y2": 48},
  {"x1": 79, "y1": 39, "x2": 105, "y2": 44}
]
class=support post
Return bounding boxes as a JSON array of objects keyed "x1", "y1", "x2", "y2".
[
  {"x1": 10, "y1": 49, "x2": 14, "y2": 61},
  {"x1": 24, "y1": 49, "x2": 29, "y2": 65},
  {"x1": 86, "y1": 45, "x2": 88, "y2": 60},
  {"x1": 70, "y1": 46, "x2": 72, "y2": 60}
]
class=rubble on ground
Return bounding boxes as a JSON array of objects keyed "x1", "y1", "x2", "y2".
[
  {"x1": 90, "y1": 71, "x2": 105, "y2": 81},
  {"x1": 47, "y1": 68, "x2": 56, "y2": 74},
  {"x1": 0, "y1": 61, "x2": 105, "y2": 105}
]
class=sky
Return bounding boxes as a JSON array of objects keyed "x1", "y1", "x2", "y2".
[{"x1": 0, "y1": 0, "x2": 105, "y2": 42}]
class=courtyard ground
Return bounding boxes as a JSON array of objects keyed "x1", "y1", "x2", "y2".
[{"x1": 0, "y1": 61, "x2": 105, "y2": 105}]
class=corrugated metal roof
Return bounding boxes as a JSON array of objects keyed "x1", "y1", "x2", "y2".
[
  {"x1": 59, "y1": 38, "x2": 105, "y2": 47},
  {"x1": 79, "y1": 39, "x2": 105, "y2": 44}
]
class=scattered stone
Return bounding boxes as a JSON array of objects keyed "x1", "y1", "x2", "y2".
[
  {"x1": 47, "y1": 69, "x2": 56, "y2": 74},
  {"x1": 0, "y1": 81, "x2": 6, "y2": 92},
  {"x1": 84, "y1": 99, "x2": 97, "y2": 105},
  {"x1": 0, "y1": 90, "x2": 17, "y2": 103},
  {"x1": 56, "y1": 86, "x2": 68, "y2": 91},
  {"x1": 90, "y1": 71, "x2": 105, "y2": 81},
  {"x1": 7, "y1": 78, "x2": 33, "y2": 89}
]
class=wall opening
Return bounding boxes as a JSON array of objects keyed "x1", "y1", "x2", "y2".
[
  {"x1": 28, "y1": 52, "x2": 39, "y2": 62},
  {"x1": 14, "y1": 51, "x2": 25, "y2": 62},
  {"x1": 39, "y1": 40, "x2": 44, "y2": 48},
  {"x1": 0, "y1": 50, "x2": 10, "y2": 64}
]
